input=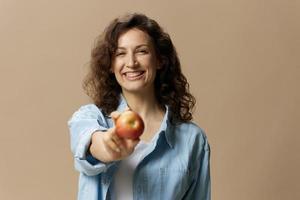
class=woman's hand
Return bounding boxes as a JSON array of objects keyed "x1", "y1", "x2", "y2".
[{"x1": 89, "y1": 110, "x2": 140, "y2": 163}]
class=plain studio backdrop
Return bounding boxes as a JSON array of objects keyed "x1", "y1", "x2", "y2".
[{"x1": 0, "y1": 0, "x2": 299, "y2": 199}]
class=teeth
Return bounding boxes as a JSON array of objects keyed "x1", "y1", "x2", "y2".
[{"x1": 125, "y1": 71, "x2": 144, "y2": 78}]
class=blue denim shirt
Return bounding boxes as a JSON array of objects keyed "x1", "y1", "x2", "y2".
[{"x1": 68, "y1": 97, "x2": 211, "y2": 200}]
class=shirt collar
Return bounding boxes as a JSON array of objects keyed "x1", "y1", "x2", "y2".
[
  {"x1": 116, "y1": 94, "x2": 128, "y2": 112},
  {"x1": 117, "y1": 94, "x2": 174, "y2": 148}
]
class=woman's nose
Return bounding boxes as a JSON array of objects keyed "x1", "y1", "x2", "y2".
[{"x1": 126, "y1": 54, "x2": 138, "y2": 68}]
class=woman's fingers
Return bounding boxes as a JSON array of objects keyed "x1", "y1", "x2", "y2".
[
  {"x1": 124, "y1": 138, "x2": 140, "y2": 151},
  {"x1": 110, "y1": 111, "x2": 121, "y2": 125},
  {"x1": 103, "y1": 138, "x2": 120, "y2": 154},
  {"x1": 110, "y1": 107, "x2": 130, "y2": 122},
  {"x1": 124, "y1": 106, "x2": 131, "y2": 111},
  {"x1": 104, "y1": 127, "x2": 121, "y2": 153},
  {"x1": 110, "y1": 129, "x2": 129, "y2": 154},
  {"x1": 106, "y1": 139, "x2": 121, "y2": 153},
  {"x1": 102, "y1": 112, "x2": 141, "y2": 159},
  {"x1": 90, "y1": 128, "x2": 140, "y2": 163},
  {"x1": 105, "y1": 127, "x2": 127, "y2": 155}
]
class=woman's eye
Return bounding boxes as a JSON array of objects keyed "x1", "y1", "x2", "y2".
[
  {"x1": 115, "y1": 52, "x2": 125, "y2": 56},
  {"x1": 137, "y1": 49, "x2": 148, "y2": 54}
]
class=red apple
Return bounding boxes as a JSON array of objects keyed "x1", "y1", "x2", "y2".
[{"x1": 115, "y1": 110, "x2": 144, "y2": 139}]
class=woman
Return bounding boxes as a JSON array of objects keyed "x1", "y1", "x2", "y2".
[{"x1": 68, "y1": 13, "x2": 210, "y2": 200}]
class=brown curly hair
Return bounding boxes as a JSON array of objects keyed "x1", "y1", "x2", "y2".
[{"x1": 83, "y1": 13, "x2": 196, "y2": 124}]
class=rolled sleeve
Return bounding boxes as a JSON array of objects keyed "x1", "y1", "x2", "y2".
[{"x1": 68, "y1": 104, "x2": 114, "y2": 176}]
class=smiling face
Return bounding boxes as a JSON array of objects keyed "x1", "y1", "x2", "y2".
[{"x1": 111, "y1": 28, "x2": 160, "y2": 95}]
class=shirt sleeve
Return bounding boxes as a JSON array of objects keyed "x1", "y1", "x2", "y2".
[
  {"x1": 184, "y1": 132, "x2": 211, "y2": 200},
  {"x1": 67, "y1": 104, "x2": 115, "y2": 176}
]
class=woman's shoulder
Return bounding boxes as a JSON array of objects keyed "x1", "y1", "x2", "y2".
[
  {"x1": 173, "y1": 121, "x2": 209, "y2": 148},
  {"x1": 175, "y1": 121, "x2": 207, "y2": 136},
  {"x1": 80, "y1": 103, "x2": 100, "y2": 110},
  {"x1": 69, "y1": 103, "x2": 107, "y2": 121},
  {"x1": 74, "y1": 103, "x2": 102, "y2": 114}
]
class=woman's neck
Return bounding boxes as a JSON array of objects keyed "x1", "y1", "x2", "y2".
[
  {"x1": 121, "y1": 90, "x2": 164, "y2": 121},
  {"x1": 121, "y1": 90, "x2": 165, "y2": 142}
]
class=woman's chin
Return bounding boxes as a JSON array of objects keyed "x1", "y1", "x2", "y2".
[{"x1": 121, "y1": 84, "x2": 152, "y2": 95}]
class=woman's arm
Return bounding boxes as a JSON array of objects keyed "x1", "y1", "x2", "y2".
[
  {"x1": 68, "y1": 104, "x2": 140, "y2": 176},
  {"x1": 68, "y1": 104, "x2": 113, "y2": 176}
]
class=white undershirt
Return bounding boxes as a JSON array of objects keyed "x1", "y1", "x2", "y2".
[{"x1": 114, "y1": 141, "x2": 149, "y2": 200}]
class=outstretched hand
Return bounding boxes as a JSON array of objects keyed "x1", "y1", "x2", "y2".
[{"x1": 89, "y1": 109, "x2": 140, "y2": 163}]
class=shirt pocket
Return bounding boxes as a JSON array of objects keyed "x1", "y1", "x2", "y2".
[{"x1": 147, "y1": 167, "x2": 191, "y2": 200}]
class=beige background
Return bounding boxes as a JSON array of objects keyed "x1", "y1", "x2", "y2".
[{"x1": 1, "y1": 0, "x2": 299, "y2": 199}]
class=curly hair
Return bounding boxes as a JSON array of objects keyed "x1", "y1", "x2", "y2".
[{"x1": 83, "y1": 13, "x2": 196, "y2": 124}]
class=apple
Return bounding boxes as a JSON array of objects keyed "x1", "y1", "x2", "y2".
[{"x1": 115, "y1": 110, "x2": 144, "y2": 139}]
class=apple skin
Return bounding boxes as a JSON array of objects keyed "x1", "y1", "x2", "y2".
[{"x1": 115, "y1": 110, "x2": 144, "y2": 139}]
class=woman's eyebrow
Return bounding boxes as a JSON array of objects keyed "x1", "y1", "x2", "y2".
[
  {"x1": 116, "y1": 44, "x2": 149, "y2": 49},
  {"x1": 136, "y1": 44, "x2": 149, "y2": 48}
]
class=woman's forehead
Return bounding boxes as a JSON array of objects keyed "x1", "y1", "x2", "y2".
[{"x1": 117, "y1": 28, "x2": 152, "y2": 48}]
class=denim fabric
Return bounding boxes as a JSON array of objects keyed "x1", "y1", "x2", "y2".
[{"x1": 68, "y1": 97, "x2": 211, "y2": 200}]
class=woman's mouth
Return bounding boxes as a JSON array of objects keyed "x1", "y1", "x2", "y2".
[{"x1": 123, "y1": 71, "x2": 145, "y2": 80}]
